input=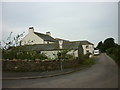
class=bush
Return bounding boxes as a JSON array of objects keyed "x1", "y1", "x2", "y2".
[
  {"x1": 80, "y1": 53, "x2": 94, "y2": 65},
  {"x1": 83, "y1": 53, "x2": 91, "y2": 59},
  {"x1": 36, "y1": 53, "x2": 48, "y2": 60},
  {"x1": 83, "y1": 58, "x2": 95, "y2": 65},
  {"x1": 56, "y1": 50, "x2": 74, "y2": 60},
  {"x1": 107, "y1": 48, "x2": 113, "y2": 54},
  {"x1": 2, "y1": 50, "x2": 48, "y2": 60},
  {"x1": 107, "y1": 45, "x2": 120, "y2": 65}
]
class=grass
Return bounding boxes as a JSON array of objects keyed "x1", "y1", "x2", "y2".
[
  {"x1": 108, "y1": 54, "x2": 116, "y2": 60},
  {"x1": 107, "y1": 54, "x2": 119, "y2": 65},
  {"x1": 81, "y1": 57, "x2": 95, "y2": 65},
  {"x1": 85, "y1": 58, "x2": 95, "y2": 65},
  {"x1": 107, "y1": 53, "x2": 120, "y2": 66}
]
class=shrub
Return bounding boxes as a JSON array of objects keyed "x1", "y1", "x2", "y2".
[
  {"x1": 79, "y1": 53, "x2": 94, "y2": 65},
  {"x1": 36, "y1": 53, "x2": 48, "y2": 60},
  {"x1": 83, "y1": 58, "x2": 95, "y2": 65},
  {"x1": 2, "y1": 50, "x2": 48, "y2": 60},
  {"x1": 106, "y1": 45, "x2": 120, "y2": 65},
  {"x1": 56, "y1": 50, "x2": 74, "y2": 60}
]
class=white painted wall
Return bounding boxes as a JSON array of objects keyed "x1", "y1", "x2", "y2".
[
  {"x1": 67, "y1": 50, "x2": 78, "y2": 57},
  {"x1": 43, "y1": 41, "x2": 54, "y2": 44},
  {"x1": 41, "y1": 51, "x2": 58, "y2": 59},
  {"x1": 89, "y1": 45, "x2": 94, "y2": 54},
  {"x1": 82, "y1": 45, "x2": 94, "y2": 55},
  {"x1": 21, "y1": 30, "x2": 44, "y2": 45},
  {"x1": 41, "y1": 50, "x2": 78, "y2": 59},
  {"x1": 21, "y1": 28, "x2": 54, "y2": 45}
]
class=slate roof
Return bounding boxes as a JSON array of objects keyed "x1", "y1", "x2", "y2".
[
  {"x1": 55, "y1": 38, "x2": 69, "y2": 42},
  {"x1": 13, "y1": 41, "x2": 82, "y2": 52},
  {"x1": 80, "y1": 40, "x2": 94, "y2": 45},
  {"x1": 62, "y1": 41, "x2": 82, "y2": 50},
  {"x1": 34, "y1": 32, "x2": 56, "y2": 42},
  {"x1": 16, "y1": 43, "x2": 58, "y2": 51}
]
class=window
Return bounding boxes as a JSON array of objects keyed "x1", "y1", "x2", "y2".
[
  {"x1": 86, "y1": 50, "x2": 89, "y2": 53},
  {"x1": 86, "y1": 45, "x2": 89, "y2": 49}
]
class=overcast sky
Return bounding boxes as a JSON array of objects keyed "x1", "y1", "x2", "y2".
[{"x1": 2, "y1": 2, "x2": 118, "y2": 46}]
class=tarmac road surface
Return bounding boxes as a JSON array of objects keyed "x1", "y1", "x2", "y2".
[{"x1": 2, "y1": 53, "x2": 118, "y2": 88}]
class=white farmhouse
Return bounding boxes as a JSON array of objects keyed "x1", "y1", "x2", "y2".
[
  {"x1": 21, "y1": 27, "x2": 56, "y2": 45},
  {"x1": 17, "y1": 41, "x2": 83, "y2": 59},
  {"x1": 19, "y1": 27, "x2": 94, "y2": 59}
]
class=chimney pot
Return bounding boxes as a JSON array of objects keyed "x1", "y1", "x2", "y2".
[
  {"x1": 29, "y1": 27, "x2": 34, "y2": 33},
  {"x1": 46, "y1": 32, "x2": 51, "y2": 36}
]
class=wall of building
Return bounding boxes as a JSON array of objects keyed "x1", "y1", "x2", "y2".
[
  {"x1": 21, "y1": 32, "x2": 44, "y2": 45},
  {"x1": 41, "y1": 51, "x2": 58, "y2": 59},
  {"x1": 67, "y1": 50, "x2": 78, "y2": 57},
  {"x1": 43, "y1": 41, "x2": 54, "y2": 44},
  {"x1": 41, "y1": 50, "x2": 78, "y2": 59},
  {"x1": 82, "y1": 45, "x2": 94, "y2": 55}
]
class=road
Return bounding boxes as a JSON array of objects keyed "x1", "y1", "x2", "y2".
[{"x1": 3, "y1": 53, "x2": 118, "y2": 88}]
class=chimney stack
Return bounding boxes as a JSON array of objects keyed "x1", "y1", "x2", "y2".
[
  {"x1": 29, "y1": 27, "x2": 34, "y2": 33},
  {"x1": 46, "y1": 32, "x2": 51, "y2": 36}
]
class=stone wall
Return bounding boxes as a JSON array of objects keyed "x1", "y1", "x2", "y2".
[{"x1": 2, "y1": 59, "x2": 80, "y2": 72}]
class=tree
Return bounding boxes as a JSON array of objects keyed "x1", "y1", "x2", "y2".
[
  {"x1": 104, "y1": 38, "x2": 115, "y2": 51},
  {"x1": 96, "y1": 41, "x2": 102, "y2": 49},
  {"x1": 96, "y1": 38, "x2": 116, "y2": 52},
  {"x1": 2, "y1": 32, "x2": 13, "y2": 49},
  {"x1": 96, "y1": 41, "x2": 105, "y2": 52},
  {"x1": 2, "y1": 32, "x2": 25, "y2": 50},
  {"x1": 107, "y1": 44, "x2": 120, "y2": 65}
]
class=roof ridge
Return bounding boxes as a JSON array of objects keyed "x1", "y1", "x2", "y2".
[{"x1": 34, "y1": 32, "x2": 47, "y2": 36}]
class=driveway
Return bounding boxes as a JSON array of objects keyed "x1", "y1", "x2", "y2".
[{"x1": 2, "y1": 53, "x2": 118, "y2": 88}]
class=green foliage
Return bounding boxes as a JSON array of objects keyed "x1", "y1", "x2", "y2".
[
  {"x1": 104, "y1": 38, "x2": 115, "y2": 50},
  {"x1": 107, "y1": 45, "x2": 120, "y2": 65},
  {"x1": 96, "y1": 41, "x2": 102, "y2": 49},
  {"x1": 2, "y1": 50, "x2": 48, "y2": 60},
  {"x1": 36, "y1": 53, "x2": 48, "y2": 60},
  {"x1": 56, "y1": 50, "x2": 74, "y2": 60},
  {"x1": 66, "y1": 54, "x2": 74, "y2": 59},
  {"x1": 79, "y1": 53, "x2": 94, "y2": 65},
  {"x1": 96, "y1": 38, "x2": 116, "y2": 53},
  {"x1": 96, "y1": 37, "x2": 120, "y2": 65},
  {"x1": 83, "y1": 58, "x2": 95, "y2": 65},
  {"x1": 84, "y1": 53, "x2": 91, "y2": 59},
  {"x1": 79, "y1": 54, "x2": 94, "y2": 65}
]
